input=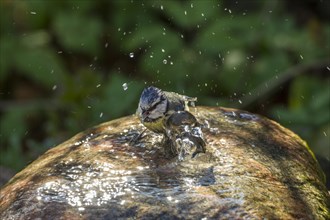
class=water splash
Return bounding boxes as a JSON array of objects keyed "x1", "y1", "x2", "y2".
[
  {"x1": 164, "y1": 112, "x2": 206, "y2": 160},
  {"x1": 122, "y1": 83, "x2": 128, "y2": 91}
]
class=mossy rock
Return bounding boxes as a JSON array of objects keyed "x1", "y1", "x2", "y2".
[{"x1": 0, "y1": 107, "x2": 329, "y2": 219}]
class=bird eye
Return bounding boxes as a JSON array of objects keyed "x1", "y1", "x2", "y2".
[{"x1": 147, "y1": 104, "x2": 158, "y2": 112}]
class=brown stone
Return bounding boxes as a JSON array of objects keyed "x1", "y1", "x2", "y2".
[{"x1": 0, "y1": 107, "x2": 329, "y2": 219}]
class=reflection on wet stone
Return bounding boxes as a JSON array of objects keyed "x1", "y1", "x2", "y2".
[{"x1": 0, "y1": 107, "x2": 329, "y2": 219}]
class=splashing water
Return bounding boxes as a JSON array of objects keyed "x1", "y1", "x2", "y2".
[
  {"x1": 122, "y1": 83, "x2": 128, "y2": 91},
  {"x1": 176, "y1": 138, "x2": 194, "y2": 161},
  {"x1": 165, "y1": 116, "x2": 206, "y2": 161}
]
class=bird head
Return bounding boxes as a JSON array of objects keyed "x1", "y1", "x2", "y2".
[{"x1": 137, "y1": 86, "x2": 168, "y2": 123}]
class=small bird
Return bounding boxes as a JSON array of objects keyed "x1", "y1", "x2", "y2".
[{"x1": 136, "y1": 86, "x2": 206, "y2": 158}]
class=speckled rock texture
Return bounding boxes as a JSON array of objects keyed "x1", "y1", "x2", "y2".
[{"x1": 0, "y1": 107, "x2": 329, "y2": 219}]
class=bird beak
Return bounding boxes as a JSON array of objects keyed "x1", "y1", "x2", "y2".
[{"x1": 141, "y1": 111, "x2": 148, "y2": 120}]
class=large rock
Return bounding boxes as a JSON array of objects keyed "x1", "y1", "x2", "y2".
[{"x1": 0, "y1": 107, "x2": 329, "y2": 219}]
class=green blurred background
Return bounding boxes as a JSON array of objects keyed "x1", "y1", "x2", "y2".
[{"x1": 0, "y1": 0, "x2": 329, "y2": 188}]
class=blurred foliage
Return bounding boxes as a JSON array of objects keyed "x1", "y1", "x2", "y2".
[{"x1": 0, "y1": 0, "x2": 329, "y2": 187}]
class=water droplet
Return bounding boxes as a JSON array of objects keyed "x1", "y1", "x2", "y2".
[
  {"x1": 201, "y1": 13, "x2": 204, "y2": 17},
  {"x1": 129, "y1": 52, "x2": 134, "y2": 58},
  {"x1": 122, "y1": 83, "x2": 128, "y2": 90},
  {"x1": 170, "y1": 61, "x2": 173, "y2": 65},
  {"x1": 163, "y1": 59, "x2": 167, "y2": 64},
  {"x1": 184, "y1": 11, "x2": 187, "y2": 15},
  {"x1": 160, "y1": 5, "x2": 163, "y2": 10},
  {"x1": 161, "y1": 48, "x2": 165, "y2": 53}
]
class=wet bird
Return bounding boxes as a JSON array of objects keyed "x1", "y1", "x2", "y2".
[{"x1": 136, "y1": 86, "x2": 206, "y2": 158}]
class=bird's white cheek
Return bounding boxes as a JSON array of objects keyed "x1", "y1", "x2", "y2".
[
  {"x1": 148, "y1": 110, "x2": 162, "y2": 119},
  {"x1": 158, "y1": 101, "x2": 167, "y2": 113}
]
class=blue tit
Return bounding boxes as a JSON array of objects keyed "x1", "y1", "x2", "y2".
[
  {"x1": 136, "y1": 86, "x2": 196, "y2": 134},
  {"x1": 136, "y1": 86, "x2": 205, "y2": 158}
]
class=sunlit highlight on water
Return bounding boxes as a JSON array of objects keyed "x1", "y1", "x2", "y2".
[{"x1": 35, "y1": 111, "x2": 259, "y2": 212}]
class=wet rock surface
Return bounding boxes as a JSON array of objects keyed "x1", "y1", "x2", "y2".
[{"x1": 0, "y1": 106, "x2": 329, "y2": 219}]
